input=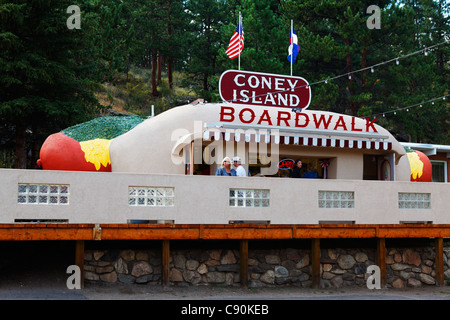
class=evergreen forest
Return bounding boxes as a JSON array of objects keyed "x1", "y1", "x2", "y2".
[{"x1": 0, "y1": 0, "x2": 448, "y2": 168}]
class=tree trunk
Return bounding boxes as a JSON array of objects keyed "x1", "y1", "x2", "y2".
[
  {"x1": 152, "y1": 49, "x2": 158, "y2": 96},
  {"x1": 14, "y1": 123, "x2": 27, "y2": 169},
  {"x1": 168, "y1": 56, "x2": 173, "y2": 89}
]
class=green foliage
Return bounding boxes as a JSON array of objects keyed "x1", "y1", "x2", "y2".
[{"x1": 61, "y1": 116, "x2": 144, "y2": 142}]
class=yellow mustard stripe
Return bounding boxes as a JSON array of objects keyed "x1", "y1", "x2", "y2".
[
  {"x1": 407, "y1": 152, "x2": 423, "y2": 180},
  {"x1": 79, "y1": 139, "x2": 112, "y2": 170}
]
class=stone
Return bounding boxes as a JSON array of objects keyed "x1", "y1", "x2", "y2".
[
  {"x1": 118, "y1": 274, "x2": 135, "y2": 284},
  {"x1": 391, "y1": 263, "x2": 410, "y2": 271},
  {"x1": 328, "y1": 249, "x2": 339, "y2": 260},
  {"x1": 399, "y1": 271, "x2": 414, "y2": 280},
  {"x1": 93, "y1": 250, "x2": 104, "y2": 261},
  {"x1": 421, "y1": 265, "x2": 432, "y2": 274},
  {"x1": 274, "y1": 266, "x2": 289, "y2": 277},
  {"x1": 419, "y1": 273, "x2": 436, "y2": 285},
  {"x1": 225, "y1": 273, "x2": 235, "y2": 285},
  {"x1": 265, "y1": 255, "x2": 281, "y2": 265},
  {"x1": 323, "y1": 264, "x2": 332, "y2": 272},
  {"x1": 120, "y1": 250, "x2": 135, "y2": 261},
  {"x1": 169, "y1": 269, "x2": 183, "y2": 282},
  {"x1": 221, "y1": 250, "x2": 237, "y2": 264},
  {"x1": 386, "y1": 255, "x2": 394, "y2": 264},
  {"x1": 135, "y1": 275, "x2": 153, "y2": 284},
  {"x1": 84, "y1": 251, "x2": 93, "y2": 261},
  {"x1": 197, "y1": 263, "x2": 208, "y2": 275},
  {"x1": 298, "y1": 273, "x2": 310, "y2": 282},
  {"x1": 354, "y1": 263, "x2": 366, "y2": 275},
  {"x1": 260, "y1": 270, "x2": 275, "y2": 284},
  {"x1": 84, "y1": 271, "x2": 99, "y2": 281},
  {"x1": 424, "y1": 259, "x2": 434, "y2": 267},
  {"x1": 174, "y1": 254, "x2": 186, "y2": 269},
  {"x1": 96, "y1": 266, "x2": 114, "y2": 274},
  {"x1": 248, "y1": 258, "x2": 259, "y2": 266},
  {"x1": 100, "y1": 272, "x2": 117, "y2": 283},
  {"x1": 136, "y1": 251, "x2": 149, "y2": 261},
  {"x1": 391, "y1": 278, "x2": 404, "y2": 288},
  {"x1": 394, "y1": 253, "x2": 402, "y2": 263},
  {"x1": 186, "y1": 259, "x2": 199, "y2": 271},
  {"x1": 216, "y1": 264, "x2": 239, "y2": 272},
  {"x1": 337, "y1": 255, "x2": 356, "y2": 270},
  {"x1": 209, "y1": 250, "x2": 222, "y2": 261},
  {"x1": 114, "y1": 257, "x2": 128, "y2": 274},
  {"x1": 322, "y1": 272, "x2": 335, "y2": 280},
  {"x1": 355, "y1": 252, "x2": 368, "y2": 263},
  {"x1": 402, "y1": 249, "x2": 421, "y2": 267},
  {"x1": 296, "y1": 255, "x2": 309, "y2": 269},
  {"x1": 330, "y1": 276, "x2": 343, "y2": 288},
  {"x1": 342, "y1": 273, "x2": 355, "y2": 281},
  {"x1": 131, "y1": 261, "x2": 152, "y2": 277},
  {"x1": 183, "y1": 270, "x2": 201, "y2": 284},
  {"x1": 407, "y1": 278, "x2": 422, "y2": 288},
  {"x1": 281, "y1": 260, "x2": 296, "y2": 270},
  {"x1": 206, "y1": 272, "x2": 226, "y2": 283},
  {"x1": 444, "y1": 269, "x2": 450, "y2": 279}
]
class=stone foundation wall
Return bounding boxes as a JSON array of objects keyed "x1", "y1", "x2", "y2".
[{"x1": 84, "y1": 244, "x2": 450, "y2": 289}]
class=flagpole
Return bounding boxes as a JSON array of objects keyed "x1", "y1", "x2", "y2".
[
  {"x1": 238, "y1": 12, "x2": 241, "y2": 71},
  {"x1": 290, "y1": 20, "x2": 293, "y2": 76}
]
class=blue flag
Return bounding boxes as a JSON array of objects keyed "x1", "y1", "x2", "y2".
[{"x1": 287, "y1": 28, "x2": 300, "y2": 63}]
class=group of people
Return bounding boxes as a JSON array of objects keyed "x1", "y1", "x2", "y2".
[
  {"x1": 290, "y1": 159, "x2": 319, "y2": 179},
  {"x1": 215, "y1": 156, "x2": 247, "y2": 176},
  {"x1": 216, "y1": 157, "x2": 319, "y2": 179}
]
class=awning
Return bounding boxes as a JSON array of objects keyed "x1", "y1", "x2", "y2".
[{"x1": 202, "y1": 130, "x2": 392, "y2": 151}]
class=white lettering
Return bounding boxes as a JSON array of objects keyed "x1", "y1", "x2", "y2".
[
  {"x1": 287, "y1": 79, "x2": 298, "y2": 91},
  {"x1": 234, "y1": 74, "x2": 246, "y2": 87},
  {"x1": 66, "y1": 5, "x2": 81, "y2": 30},
  {"x1": 261, "y1": 77, "x2": 272, "y2": 89},
  {"x1": 248, "y1": 75, "x2": 260, "y2": 88},
  {"x1": 275, "y1": 78, "x2": 284, "y2": 90}
]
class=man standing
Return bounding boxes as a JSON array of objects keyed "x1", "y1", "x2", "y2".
[{"x1": 233, "y1": 156, "x2": 247, "y2": 177}]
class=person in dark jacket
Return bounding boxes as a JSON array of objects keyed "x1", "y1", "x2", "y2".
[{"x1": 290, "y1": 159, "x2": 303, "y2": 178}]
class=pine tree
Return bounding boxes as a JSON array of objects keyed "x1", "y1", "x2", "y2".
[{"x1": 0, "y1": 0, "x2": 101, "y2": 168}]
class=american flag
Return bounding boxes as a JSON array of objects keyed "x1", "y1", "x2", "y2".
[{"x1": 226, "y1": 19, "x2": 244, "y2": 60}]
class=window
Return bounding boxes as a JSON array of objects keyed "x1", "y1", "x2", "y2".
[
  {"x1": 18, "y1": 184, "x2": 69, "y2": 205},
  {"x1": 128, "y1": 187, "x2": 174, "y2": 207},
  {"x1": 431, "y1": 161, "x2": 446, "y2": 183},
  {"x1": 318, "y1": 191, "x2": 354, "y2": 208},
  {"x1": 229, "y1": 189, "x2": 270, "y2": 207},
  {"x1": 398, "y1": 193, "x2": 430, "y2": 209}
]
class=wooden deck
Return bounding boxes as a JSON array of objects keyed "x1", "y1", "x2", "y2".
[{"x1": 0, "y1": 223, "x2": 448, "y2": 288}]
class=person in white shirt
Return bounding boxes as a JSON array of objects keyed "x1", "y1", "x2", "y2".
[{"x1": 232, "y1": 156, "x2": 247, "y2": 177}]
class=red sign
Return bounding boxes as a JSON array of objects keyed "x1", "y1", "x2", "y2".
[{"x1": 219, "y1": 70, "x2": 311, "y2": 110}]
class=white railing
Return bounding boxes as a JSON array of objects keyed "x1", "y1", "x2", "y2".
[{"x1": 1, "y1": 169, "x2": 449, "y2": 225}]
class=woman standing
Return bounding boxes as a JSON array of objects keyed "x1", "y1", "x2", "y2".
[
  {"x1": 290, "y1": 159, "x2": 303, "y2": 178},
  {"x1": 215, "y1": 157, "x2": 237, "y2": 176}
]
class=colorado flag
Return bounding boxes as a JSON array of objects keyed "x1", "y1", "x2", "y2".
[{"x1": 287, "y1": 28, "x2": 299, "y2": 63}]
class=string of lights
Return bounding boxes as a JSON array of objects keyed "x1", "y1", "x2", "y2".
[
  {"x1": 220, "y1": 40, "x2": 449, "y2": 117},
  {"x1": 366, "y1": 94, "x2": 449, "y2": 119}
]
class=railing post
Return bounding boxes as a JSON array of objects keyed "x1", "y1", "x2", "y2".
[
  {"x1": 376, "y1": 238, "x2": 386, "y2": 287},
  {"x1": 311, "y1": 238, "x2": 320, "y2": 289},
  {"x1": 240, "y1": 239, "x2": 248, "y2": 288},
  {"x1": 435, "y1": 237, "x2": 444, "y2": 286},
  {"x1": 162, "y1": 240, "x2": 170, "y2": 286},
  {"x1": 75, "y1": 240, "x2": 85, "y2": 288}
]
